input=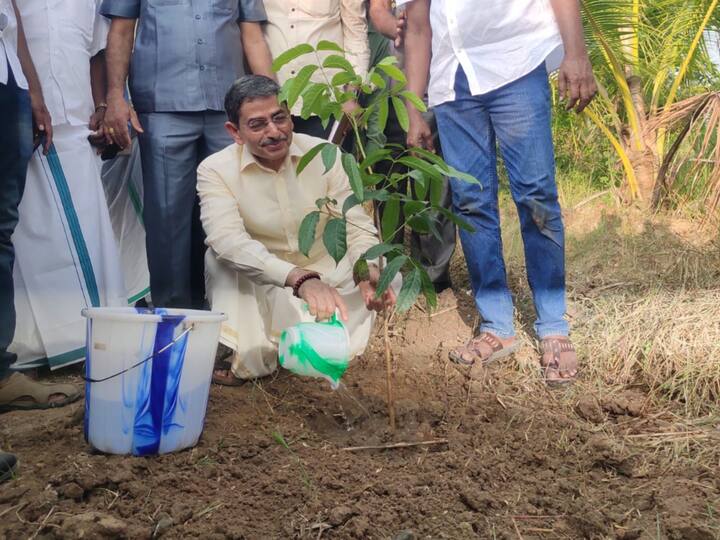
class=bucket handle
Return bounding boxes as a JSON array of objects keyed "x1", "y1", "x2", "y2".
[{"x1": 83, "y1": 324, "x2": 195, "y2": 383}]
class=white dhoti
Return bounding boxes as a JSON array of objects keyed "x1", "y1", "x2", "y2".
[
  {"x1": 10, "y1": 125, "x2": 127, "y2": 370},
  {"x1": 205, "y1": 249, "x2": 399, "y2": 380},
  {"x1": 100, "y1": 139, "x2": 151, "y2": 304}
]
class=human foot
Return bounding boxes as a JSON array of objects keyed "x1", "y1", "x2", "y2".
[
  {"x1": 449, "y1": 332, "x2": 519, "y2": 366},
  {"x1": 0, "y1": 373, "x2": 81, "y2": 412},
  {"x1": 540, "y1": 336, "x2": 578, "y2": 385}
]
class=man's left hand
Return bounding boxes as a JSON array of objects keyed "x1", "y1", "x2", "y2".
[
  {"x1": 557, "y1": 55, "x2": 597, "y2": 113},
  {"x1": 88, "y1": 107, "x2": 107, "y2": 149},
  {"x1": 356, "y1": 264, "x2": 397, "y2": 313}
]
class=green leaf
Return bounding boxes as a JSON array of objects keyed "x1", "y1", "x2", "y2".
[
  {"x1": 442, "y1": 163, "x2": 481, "y2": 184},
  {"x1": 322, "y1": 54, "x2": 354, "y2": 74},
  {"x1": 332, "y1": 72, "x2": 358, "y2": 87},
  {"x1": 400, "y1": 90, "x2": 427, "y2": 113},
  {"x1": 409, "y1": 170, "x2": 429, "y2": 200},
  {"x1": 408, "y1": 213, "x2": 431, "y2": 234},
  {"x1": 298, "y1": 211, "x2": 320, "y2": 257},
  {"x1": 429, "y1": 176, "x2": 443, "y2": 206},
  {"x1": 369, "y1": 71, "x2": 386, "y2": 89},
  {"x1": 377, "y1": 95, "x2": 390, "y2": 134},
  {"x1": 316, "y1": 40, "x2": 344, "y2": 53},
  {"x1": 342, "y1": 193, "x2": 361, "y2": 215},
  {"x1": 381, "y1": 197, "x2": 400, "y2": 242},
  {"x1": 321, "y1": 143, "x2": 338, "y2": 173},
  {"x1": 300, "y1": 83, "x2": 325, "y2": 119},
  {"x1": 403, "y1": 200, "x2": 426, "y2": 217},
  {"x1": 419, "y1": 267, "x2": 437, "y2": 309},
  {"x1": 437, "y1": 206, "x2": 475, "y2": 233},
  {"x1": 296, "y1": 142, "x2": 327, "y2": 175},
  {"x1": 272, "y1": 43, "x2": 315, "y2": 72},
  {"x1": 359, "y1": 148, "x2": 392, "y2": 171},
  {"x1": 398, "y1": 155, "x2": 443, "y2": 180},
  {"x1": 377, "y1": 55, "x2": 399, "y2": 66},
  {"x1": 352, "y1": 259, "x2": 370, "y2": 283},
  {"x1": 341, "y1": 152, "x2": 364, "y2": 200},
  {"x1": 322, "y1": 218, "x2": 347, "y2": 264},
  {"x1": 391, "y1": 96, "x2": 409, "y2": 132},
  {"x1": 377, "y1": 63, "x2": 407, "y2": 84},
  {"x1": 361, "y1": 243, "x2": 403, "y2": 261},
  {"x1": 287, "y1": 64, "x2": 318, "y2": 109},
  {"x1": 396, "y1": 268, "x2": 423, "y2": 312},
  {"x1": 364, "y1": 189, "x2": 390, "y2": 202},
  {"x1": 375, "y1": 255, "x2": 407, "y2": 298},
  {"x1": 315, "y1": 196, "x2": 336, "y2": 209}
]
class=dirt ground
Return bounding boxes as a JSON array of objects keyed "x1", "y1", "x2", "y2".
[{"x1": 2, "y1": 207, "x2": 720, "y2": 539}]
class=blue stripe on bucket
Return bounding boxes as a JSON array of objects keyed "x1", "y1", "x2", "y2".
[
  {"x1": 46, "y1": 145, "x2": 101, "y2": 307},
  {"x1": 132, "y1": 309, "x2": 189, "y2": 456}
]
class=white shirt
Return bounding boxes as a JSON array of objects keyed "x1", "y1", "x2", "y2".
[
  {"x1": 398, "y1": 0, "x2": 564, "y2": 107},
  {"x1": 0, "y1": 0, "x2": 28, "y2": 89},
  {"x1": 17, "y1": 0, "x2": 108, "y2": 126}
]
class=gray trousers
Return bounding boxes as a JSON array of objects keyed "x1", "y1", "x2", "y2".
[{"x1": 137, "y1": 111, "x2": 230, "y2": 308}]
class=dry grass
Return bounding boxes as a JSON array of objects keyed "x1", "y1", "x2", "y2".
[{"x1": 490, "y1": 198, "x2": 720, "y2": 417}]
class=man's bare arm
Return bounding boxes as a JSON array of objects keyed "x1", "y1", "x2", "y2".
[
  {"x1": 104, "y1": 17, "x2": 143, "y2": 148},
  {"x1": 241, "y1": 22, "x2": 274, "y2": 79},
  {"x1": 548, "y1": 0, "x2": 596, "y2": 112},
  {"x1": 368, "y1": 0, "x2": 406, "y2": 46},
  {"x1": 12, "y1": 0, "x2": 52, "y2": 153},
  {"x1": 403, "y1": 0, "x2": 433, "y2": 150}
]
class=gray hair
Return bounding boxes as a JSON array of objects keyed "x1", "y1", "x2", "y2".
[{"x1": 224, "y1": 75, "x2": 281, "y2": 125}]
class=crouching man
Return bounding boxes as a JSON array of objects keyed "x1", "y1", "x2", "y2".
[{"x1": 198, "y1": 75, "x2": 398, "y2": 385}]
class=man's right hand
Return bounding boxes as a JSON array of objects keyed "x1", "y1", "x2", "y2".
[
  {"x1": 104, "y1": 93, "x2": 143, "y2": 149},
  {"x1": 406, "y1": 111, "x2": 435, "y2": 152},
  {"x1": 296, "y1": 276, "x2": 349, "y2": 323}
]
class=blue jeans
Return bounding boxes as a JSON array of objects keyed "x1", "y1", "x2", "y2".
[
  {"x1": 0, "y1": 68, "x2": 33, "y2": 380},
  {"x1": 137, "y1": 111, "x2": 231, "y2": 309},
  {"x1": 434, "y1": 65, "x2": 568, "y2": 339}
]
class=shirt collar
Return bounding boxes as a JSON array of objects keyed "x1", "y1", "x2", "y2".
[{"x1": 237, "y1": 136, "x2": 306, "y2": 174}]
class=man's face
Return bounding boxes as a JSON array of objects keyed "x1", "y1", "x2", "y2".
[{"x1": 225, "y1": 95, "x2": 294, "y2": 171}]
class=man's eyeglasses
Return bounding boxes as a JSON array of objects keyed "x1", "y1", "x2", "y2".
[{"x1": 246, "y1": 111, "x2": 291, "y2": 133}]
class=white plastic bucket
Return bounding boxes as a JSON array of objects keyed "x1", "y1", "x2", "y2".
[
  {"x1": 278, "y1": 314, "x2": 350, "y2": 389},
  {"x1": 82, "y1": 307, "x2": 227, "y2": 456}
]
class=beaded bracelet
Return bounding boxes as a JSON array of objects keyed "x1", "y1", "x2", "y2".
[{"x1": 292, "y1": 272, "x2": 321, "y2": 298}]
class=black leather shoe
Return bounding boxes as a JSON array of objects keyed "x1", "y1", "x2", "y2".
[{"x1": 0, "y1": 451, "x2": 17, "y2": 482}]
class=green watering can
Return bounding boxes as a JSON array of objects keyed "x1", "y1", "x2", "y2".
[{"x1": 278, "y1": 314, "x2": 350, "y2": 389}]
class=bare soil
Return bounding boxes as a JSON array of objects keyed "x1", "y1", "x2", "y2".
[{"x1": 2, "y1": 206, "x2": 720, "y2": 539}]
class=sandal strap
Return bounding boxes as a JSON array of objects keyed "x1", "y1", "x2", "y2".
[
  {"x1": 541, "y1": 337, "x2": 574, "y2": 369},
  {"x1": 471, "y1": 332, "x2": 504, "y2": 354},
  {"x1": 0, "y1": 373, "x2": 77, "y2": 405}
]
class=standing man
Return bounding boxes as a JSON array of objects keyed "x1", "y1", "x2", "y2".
[
  {"x1": 402, "y1": 0, "x2": 596, "y2": 384},
  {"x1": 262, "y1": 0, "x2": 370, "y2": 138},
  {"x1": 1, "y1": 0, "x2": 80, "y2": 482},
  {"x1": 10, "y1": 0, "x2": 130, "y2": 371},
  {"x1": 101, "y1": 0, "x2": 274, "y2": 309}
]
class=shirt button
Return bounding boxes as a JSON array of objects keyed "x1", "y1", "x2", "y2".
[
  {"x1": 197, "y1": 38, "x2": 203, "y2": 44},
  {"x1": 290, "y1": 24, "x2": 295, "y2": 29},
  {"x1": 290, "y1": 70, "x2": 296, "y2": 75},
  {"x1": 199, "y1": 65, "x2": 205, "y2": 71},
  {"x1": 195, "y1": 14, "x2": 201, "y2": 19}
]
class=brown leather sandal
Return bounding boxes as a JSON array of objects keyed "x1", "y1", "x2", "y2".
[
  {"x1": 449, "y1": 332, "x2": 519, "y2": 366},
  {"x1": 0, "y1": 373, "x2": 81, "y2": 412},
  {"x1": 540, "y1": 336, "x2": 578, "y2": 386},
  {"x1": 212, "y1": 357, "x2": 246, "y2": 387}
]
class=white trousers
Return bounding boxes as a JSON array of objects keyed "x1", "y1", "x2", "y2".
[
  {"x1": 10, "y1": 125, "x2": 127, "y2": 370},
  {"x1": 205, "y1": 249, "x2": 399, "y2": 380}
]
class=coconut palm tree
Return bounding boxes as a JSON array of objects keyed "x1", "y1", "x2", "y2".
[{"x1": 580, "y1": 0, "x2": 720, "y2": 209}]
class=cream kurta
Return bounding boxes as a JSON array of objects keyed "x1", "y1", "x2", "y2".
[
  {"x1": 263, "y1": 0, "x2": 370, "y2": 115},
  {"x1": 197, "y1": 133, "x2": 389, "y2": 379}
]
